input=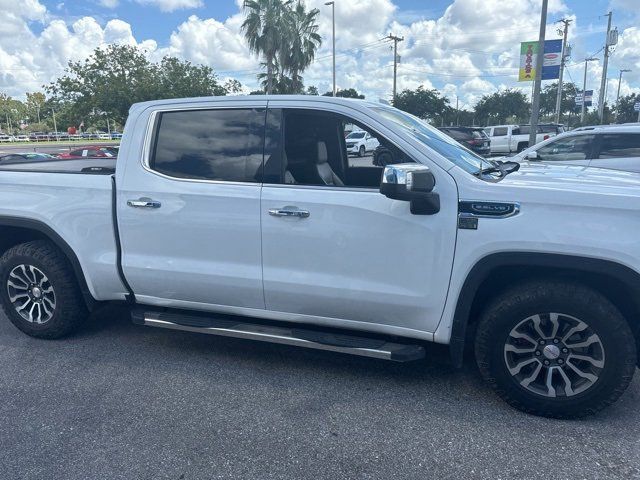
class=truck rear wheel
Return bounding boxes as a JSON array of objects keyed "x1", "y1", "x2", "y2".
[
  {"x1": 475, "y1": 280, "x2": 636, "y2": 418},
  {"x1": 0, "y1": 240, "x2": 88, "y2": 339}
]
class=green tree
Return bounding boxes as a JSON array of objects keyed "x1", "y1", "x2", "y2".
[
  {"x1": 305, "y1": 85, "x2": 319, "y2": 95},
  {"x1": 474, "y1": 89, "x2": 529, "y2": 126},
  {"x1": 393, "y1": 86, "x2": 451, "y2": 124},
  {"x1": 322, "y1": 88, "x2": 365, "y2": 99},
  {"x1": 0, "y1": 94, "x2": 26, "y2": 134},
  {"x1": 539, "y1": 82, "x2": 578, "y2": 122},
  {"x1": 615, "y1": 93, "x2": 640, "y2": 123},
  {"x1": 25, "y1": 92, "x2": 46, "y2": 124},
  {"x1": 242, "y1": 0, "x2": 291, "y2": 94},
  {"x1": 156, "y1": 56, "x2": 226, "y2": 99},
  {"x1": 46, "y1": 44, "x2": 230, "y2": 128},
  {"x1": 280, "y1": 1, "x2": 321, "y2": 93}
]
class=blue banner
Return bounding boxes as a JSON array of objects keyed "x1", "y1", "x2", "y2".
[{"x1": 542, "y1": 39, "x2": 563, "y2": 80}]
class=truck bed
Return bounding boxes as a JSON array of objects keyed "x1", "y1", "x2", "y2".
[{"x1": 0, "y1": 167, "x2": 127, "y2": 300}]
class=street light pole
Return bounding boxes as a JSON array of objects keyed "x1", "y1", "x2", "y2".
[
  {"x1": 615, "y1": 69, "x2": 631, "y2": 120},
  {"x1": 528, "y1": 0, "x2": 548, "y2": 148},
  {"x1": 581, "y1": 57, "x2": 598, "y2": 124},
  {"x1": 325, "y1": 1, "x2": 336, "y2": 97}
]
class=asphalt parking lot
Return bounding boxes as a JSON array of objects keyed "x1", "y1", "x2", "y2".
[{"x1": 1, "y1": 305, "x2": 639, "y2": 480}]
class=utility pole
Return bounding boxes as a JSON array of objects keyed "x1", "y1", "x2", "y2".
[
  {"x1": 455, "y1": 96, "x2": 459, "y2": 126},
  {"x1": 581, "y1": 57, "x2": 599, "y2": 124},
  {"x1": 528, "y1": 0, "x2": 548, "y2": 148},
  {"x1": 51, "y1": 109, "x2": 58, "y2": 139},
  {"x1": 597, "y1": 11, "x2": 613, "y2": 123},
  {"x1": 324, "y1": 2, "x2": 336, "y2": 96},
  {"x1": 388, "y1": 34, "x2": 404, "y2": 104},
  {"x1": 554, "y1": 18, "x2": 571, "y2": 125},
  {"x1": 615, "y1": 69, "x2": 631, "y2": 120}
]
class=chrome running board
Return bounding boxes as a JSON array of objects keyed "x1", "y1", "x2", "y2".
[{"x1": 133, "y1": 310, "x2": 425, "y2": 362}]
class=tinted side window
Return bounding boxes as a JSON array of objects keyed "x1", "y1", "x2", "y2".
[
  {"x1": 493, "y1": 127, "x2": 508, "y2": 136},
  {"x1": 151, "y1": 108, "x2": 264, "y2": 182},
  {"x1": 536, "y1": 135, "x2": 595, "y2": 161},
  {"x1": 598, "y1": 134, "x2": 640, "y2": 159}
]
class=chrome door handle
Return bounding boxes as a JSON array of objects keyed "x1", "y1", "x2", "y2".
[
  {"x1": 127, "y1": 198, "x2": 161, "y2": 209},
  {"x1": 268, "y1": 207, "x2": 310, "y2": 218}
]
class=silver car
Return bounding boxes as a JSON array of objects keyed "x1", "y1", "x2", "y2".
[{"x1": 507, "y1": 125, "x2": 640, "y2": 173}]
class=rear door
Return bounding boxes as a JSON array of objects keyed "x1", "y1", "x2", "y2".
[
  {"x1": 117, "y1": 102, "x2": 267, "y2": 311},
  {"x1": 589, "y1": 133, "x2": 640, "y2": 173}
]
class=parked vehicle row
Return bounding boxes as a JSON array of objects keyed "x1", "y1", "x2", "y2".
[
  {"x1": 0, "y1": 131, "x2": 122, "y2": 142},
  {"x1": 0, "y1": 96, "x2": 639, "y2": 420},
  {"x1": 0, "y1": 146, "x2": 119, "y2": 164}
]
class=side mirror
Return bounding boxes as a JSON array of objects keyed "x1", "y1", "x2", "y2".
[
  {"x1": 524, "y1": 150, "x2": 539, "y2": 160},
  {"x1": 380, "y1": 163, "x2": 440, "y2": 215}
]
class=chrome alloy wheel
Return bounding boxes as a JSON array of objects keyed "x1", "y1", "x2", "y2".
[
  {"x1": 504, "y1": 313, "x2": 605, "y2": 398},
  {"x1": 6, "y1": 264, "x2": 56, "y2": 324}
]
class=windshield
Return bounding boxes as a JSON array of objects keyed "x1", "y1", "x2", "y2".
[
  {"x1": 370, "y1": 106, "x2": 487, "y2": 174},
  {"x1": 347, "y1": 131, "x2": 366, "y2": 139}
]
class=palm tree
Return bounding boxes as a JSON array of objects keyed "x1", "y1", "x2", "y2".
[
  {"x1": 281, "y1": 1, "x2": 322, "y2": 94},
  {"x1": 241, "y1": 0, "x2": 291, "y2": 95}
]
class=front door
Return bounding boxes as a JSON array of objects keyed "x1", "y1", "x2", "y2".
[
  {"x1": 260, "y1": 105, "x2": 458, "y2": 335},
  {"x1": 117, "y1": 103, "x2": 267, "y2": 310}
]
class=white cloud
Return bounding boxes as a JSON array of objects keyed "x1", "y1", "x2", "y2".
[
  {"x1": 135, "y1": 0, "x2": 203, "y2": 13},
  {"x1": 0, "y1": 0, "x2": 639, "y2": 109},
  {"x1": 158, "y1": 14, "x2": 255, "y2": 72},
  {"x1": 99, "y1": 0, "x2": 119, "y2": 8}
]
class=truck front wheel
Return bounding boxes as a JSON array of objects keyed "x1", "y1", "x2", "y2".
[
  {"x1": 0, "y1": 240, "x2": 88, "y2": 339},
  {"x1": 475, "y1": 280, "x2": 636, "y2": 418}
]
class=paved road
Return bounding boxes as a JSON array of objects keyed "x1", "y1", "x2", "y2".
[{"x1": 1, "y1": 305, "x2": 639, "y2": 480}]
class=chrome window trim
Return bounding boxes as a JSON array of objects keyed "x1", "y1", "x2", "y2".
[
  {"x1": 262, "y1": 183, "x2": 379, "y2": 193},
  {"x1": 140, "y1": 105, "x2": 265, "y2": 187}
]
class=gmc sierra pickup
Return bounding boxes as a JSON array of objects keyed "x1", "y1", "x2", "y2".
[{"x1": 1, "y1": 96, "x2": 639, "y2": 418}]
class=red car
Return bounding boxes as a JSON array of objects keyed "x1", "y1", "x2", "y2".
[{"x1": 57, "y1": 146, "x2": 118, "y2": 159}]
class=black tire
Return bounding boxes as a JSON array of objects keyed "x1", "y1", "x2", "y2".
[
  {"x1": 516, "y1": 142, "x2": 528, "y2": 153},
  {"x1": 0, "y1": 240, "x2": 88, "y2": 339},
  {"x1": 358, "y1": 145, "x2": 365, "y2": 157},
  {"x1": 475, "y1": 280, "x2": 636, "y2": 418}
]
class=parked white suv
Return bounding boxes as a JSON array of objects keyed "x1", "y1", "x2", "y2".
[
  {"x1": 508, "y1": 125, "x2": 640, "y2": 173},
  {"x1": 0, "y1": 96, "x2": 639, "y2": 419},
  {"x1": 345, "y1": 130, "x2": 379, "y2": 156}
]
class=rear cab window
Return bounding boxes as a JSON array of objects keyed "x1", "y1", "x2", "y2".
[
  {"x1": 150, "y1": 108, "x2": 265, "y2": 183},
  {"x1": 597, "y1": 134, "x2": 640, "y2": 159}
]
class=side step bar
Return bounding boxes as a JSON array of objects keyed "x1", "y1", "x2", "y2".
[{"x1": 132, "y1": 310, "x2": 425, "y2": 362}]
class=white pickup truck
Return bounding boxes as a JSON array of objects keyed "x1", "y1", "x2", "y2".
[
  {"x1": 484, "y1": 124, "x2": 556, "y2": 155},
  {"x1": 1, "y1": 96, "x2": 639, "y2": 418}
]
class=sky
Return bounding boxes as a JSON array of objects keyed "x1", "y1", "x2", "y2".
[{"x1": 1, "y1": 0, "x2": 639, "y2": 111}]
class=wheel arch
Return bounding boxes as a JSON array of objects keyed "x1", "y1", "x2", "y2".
[
  {"x1": 449, "y1": 252, "x2": 640, "y2": 368},
  {"x1": 0, "y1": 217, "x2": 96, "y2": 309}
]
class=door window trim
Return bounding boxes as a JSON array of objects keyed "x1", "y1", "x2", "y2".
[{"x1": 141, "y1": 106, "x2": 265, "y2": 186}]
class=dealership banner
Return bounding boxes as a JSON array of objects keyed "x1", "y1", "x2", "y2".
[
  {"x1": 575, "y1": 90, "x2": 593, "y2": 107},
  {"x1": 518, "y1": 39, "x2": 563, "y2": 82}
]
